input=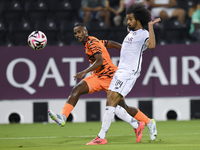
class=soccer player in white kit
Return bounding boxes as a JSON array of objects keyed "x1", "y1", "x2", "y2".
[{"x1": 87, "y1": 3, "x2": 161, "y2": 145}]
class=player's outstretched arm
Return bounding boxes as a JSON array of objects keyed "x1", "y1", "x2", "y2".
[
  {"x1": 73, "y1": 54, "x2": 103, "y2": 80},
  {"x1": 146, "y1": 18, "x2": 161, "y2": 49},
  {"x1": 106, "y1": 40, "x2": 122, "y2": 50}
]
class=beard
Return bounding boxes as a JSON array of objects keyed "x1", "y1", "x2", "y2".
[
  {"x1": 128, "y1": 21, "x2": 137, "y2": 31},
  {"x1": 128, "y1": 23, "x2": 137, "y2": 31},
  {"x1": 129, "y1": 26, "x2": 136, "y2": 31}
]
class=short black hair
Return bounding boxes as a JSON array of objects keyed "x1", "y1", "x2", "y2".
[
  {"x1": 74, "y1": 23, "x2": 86, "y2": 29},
  {"x1": 126, "y1": 3, "x2": 151, "y2": 27}
]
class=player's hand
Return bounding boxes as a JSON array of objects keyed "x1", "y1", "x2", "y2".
[
  {"x1": 73, "y1": 71, "x2": 87, "y2": 80},
  {"x1": 148, "y1": 18, "x2": 161, "y2": 26}
]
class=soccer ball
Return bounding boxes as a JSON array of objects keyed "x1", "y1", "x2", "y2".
[{"x1": 27, "y1": 30, "x2": 47, "y2": 50}]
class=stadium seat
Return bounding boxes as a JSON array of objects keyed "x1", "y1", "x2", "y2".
[
  {"x1": 86, "y1": 20, "x2": 109, "y2": 40},
  {"x1": 24, "y1": 0, "x2": 48, "y2": 24},
  {"x1": 55, "y1": 39, "x2": 68, "y2": 47},
  {"x1": 34, "y1": 20, "x2": 58, "y2": 45},
  {"x1": 176, "y1": 0, "x2": 189, "y2": 12},
  {"x1": 153, "y1": 24, "x2": 162, "y2": 45},
  {"x1": 68, "y1": 0, "x2": 81, "y2": 20},
  {"x1": 68, "y1": 0, "x2": 81, "y2": 10},
  {"x1": 48, "y1": 0, "x2": 74, "y2": 24},
  {"x1": 161, "y1": 18, "x2": 185, "y2": 44},
  {"x1": 110, "y1": 26, "x2": 127, "y2": 43},
  {"x1": 60, "y1": 20, "x2": 78, "y2": 44},
  {"x1": 9, "y1": 20, "x2": 33, "y2": 45},
  {"x1": 25, "y1": 0, "x2": 48, "y2": 11},
  {"x1": 1, "y1": 0, "x2": 23, "y2": 25},
  {"x1": 0, "y1": 20, "x2": 7, "y2": 45},
  {"x1": 70, "y1": 40, "x2": 82, "y2": 46},
  {"x1": 49, "y1": 0, "x2": 72, "y2": 11}
]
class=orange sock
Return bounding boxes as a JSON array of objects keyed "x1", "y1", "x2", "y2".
[
  {"x1": 134, "y1": 109, "x2": 150, "y2": 124},
  {"x1": 61, "y1": 103, "x2": 74, "y2": 118}
]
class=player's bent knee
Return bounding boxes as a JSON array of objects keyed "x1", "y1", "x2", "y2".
[{"x1": 106, "y1": 97, "x2": 116, "y2": 107}]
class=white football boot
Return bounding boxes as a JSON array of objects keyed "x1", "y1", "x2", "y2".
[
  {"x1": 148, "y1": 119, "x2": 157, "y2": 140},
  {"x1": 48, "y1": 110, "x2": 65, "y2": 127}
]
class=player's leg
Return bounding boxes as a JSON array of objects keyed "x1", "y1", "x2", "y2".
[
  {"x1": 86, "y1": 90, "x2": 121, "y2": 145},
  {"x1": 98, "y1": 91, "x2": 122, "y2": 139},
  {"x1": 110, "y1": 73, "x2": 151, "y2": 126},
  {"x1": 118, "y1": 99, "x2": 138, "y2": 116},
  {"x1": 117, "y1": 100, "x2": 145, "y2": 143},
  {"x1": 51, "y1": 74, "x2": 104, "y2": 126},
  {"x1": 118, "y1": 99, "x2": 150, "y2": 124},
  {"x1": 87, "y1": 72, "x2": 157, "y2": 145},
  {"x1": 118, "y1": 97, "x2": 157, "y2": 141},
  {"x1": 102, "y1": 77, "x2": 142, "y2": 132},
  {"x1": 48, "y1": 80, "x2": 89, "y2": 126},
  {"x1": 61, "y1": 80, "x2": 89, "y2": 119},
  {"x1": 115, "y1": 104, "x2": 145, "y2": 143},
  {"x1": 96, "y1": 77, "x2": 144, "y2": 143},
  {"x1": 87, "y1": 72, "x2": 135, "y2": 145}
]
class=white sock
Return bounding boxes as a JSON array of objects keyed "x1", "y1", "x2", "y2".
[
  {"x1": 115, "y1": 105, "x2": 139, "y2": 129},
  {"x1": 61, "y1": 115, "x2": 67, "y2": 121},
  {"x1": 147, "y1": 119, "x2": 152, "y2": 128},
  {"x1": 98, "y1": 106, "x2": 115, "y2": 139}
]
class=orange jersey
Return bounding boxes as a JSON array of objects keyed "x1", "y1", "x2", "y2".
[{"x1": 84, "y1": 36, "x2": 117, "y2": 78}]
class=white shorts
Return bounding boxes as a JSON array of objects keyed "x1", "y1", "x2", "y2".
[
  {"x1": 108, "y1": 70, "x2": 140, "y2": 97},
  {"x1": 151, "y1": 7, "x2": 175, "y2": 18}
]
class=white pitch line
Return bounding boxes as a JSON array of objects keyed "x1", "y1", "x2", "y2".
[
  {"x1": 68, "y1": 133, "x2": 200, "y2": 138},
  {"x1": 0, "y1": 133, "x2": 200, "y2": 140},
  {"x1": 0, "y1": 136, "x2": 57, "y2": 140}
]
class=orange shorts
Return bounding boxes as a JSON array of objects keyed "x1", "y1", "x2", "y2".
[{"x1": 82, "y1": 74, "x2": 112, "y2": 94}]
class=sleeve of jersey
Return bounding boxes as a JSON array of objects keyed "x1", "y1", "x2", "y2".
[
  {"x1": 100, "y1": 40, "x2": 108, "y2": 47},
  {"x1": 89, "y1": 40, "x2": 102, "y2": 55}
]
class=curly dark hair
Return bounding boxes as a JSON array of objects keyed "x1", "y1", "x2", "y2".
[{"x1": 126, "y1": 3, "x2": 151, "y2": 27}]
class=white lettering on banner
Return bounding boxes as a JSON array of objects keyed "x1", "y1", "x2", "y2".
[
  {"x1": 6, "y1": 58, "x2": 36, "y2": 94},
  {"x1": 182, "y1": 56, "x2": 200, "y2": 85},
  {"x1": 170, "y1": 57, "x2": 177, "y2": 85},
  {"x1": 6, "y1": 56, "x2": 200, "y2": 95},
  {"x1": 39, "y1": 58, "x2": 64, "y2": 87},
  {"x1": 62, "y1": 58, "x2": 84, "y2": 86},
  {"x1": 6, "y1": 57, "x2": 85, "y2": 94},
  {"x1": 142, "y1": 57, "x2": 169, "y2": 85}
]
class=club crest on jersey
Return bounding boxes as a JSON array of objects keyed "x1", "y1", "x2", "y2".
[{"x1": 132, "y1": 32, "x2": 137, "y2": 36}]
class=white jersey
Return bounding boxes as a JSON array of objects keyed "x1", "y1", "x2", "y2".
[{"x1": 117, "y1": 29, "x2": 149, "y2": 74}]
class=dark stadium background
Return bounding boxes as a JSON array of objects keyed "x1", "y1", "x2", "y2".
[{"x1": 0, "y1": 0, "x2": 199, "y2": 46}]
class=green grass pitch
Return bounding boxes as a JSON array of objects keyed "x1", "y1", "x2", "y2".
[{"x1": 0, "y1": 120, "x2": 200, "y2": 150}]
